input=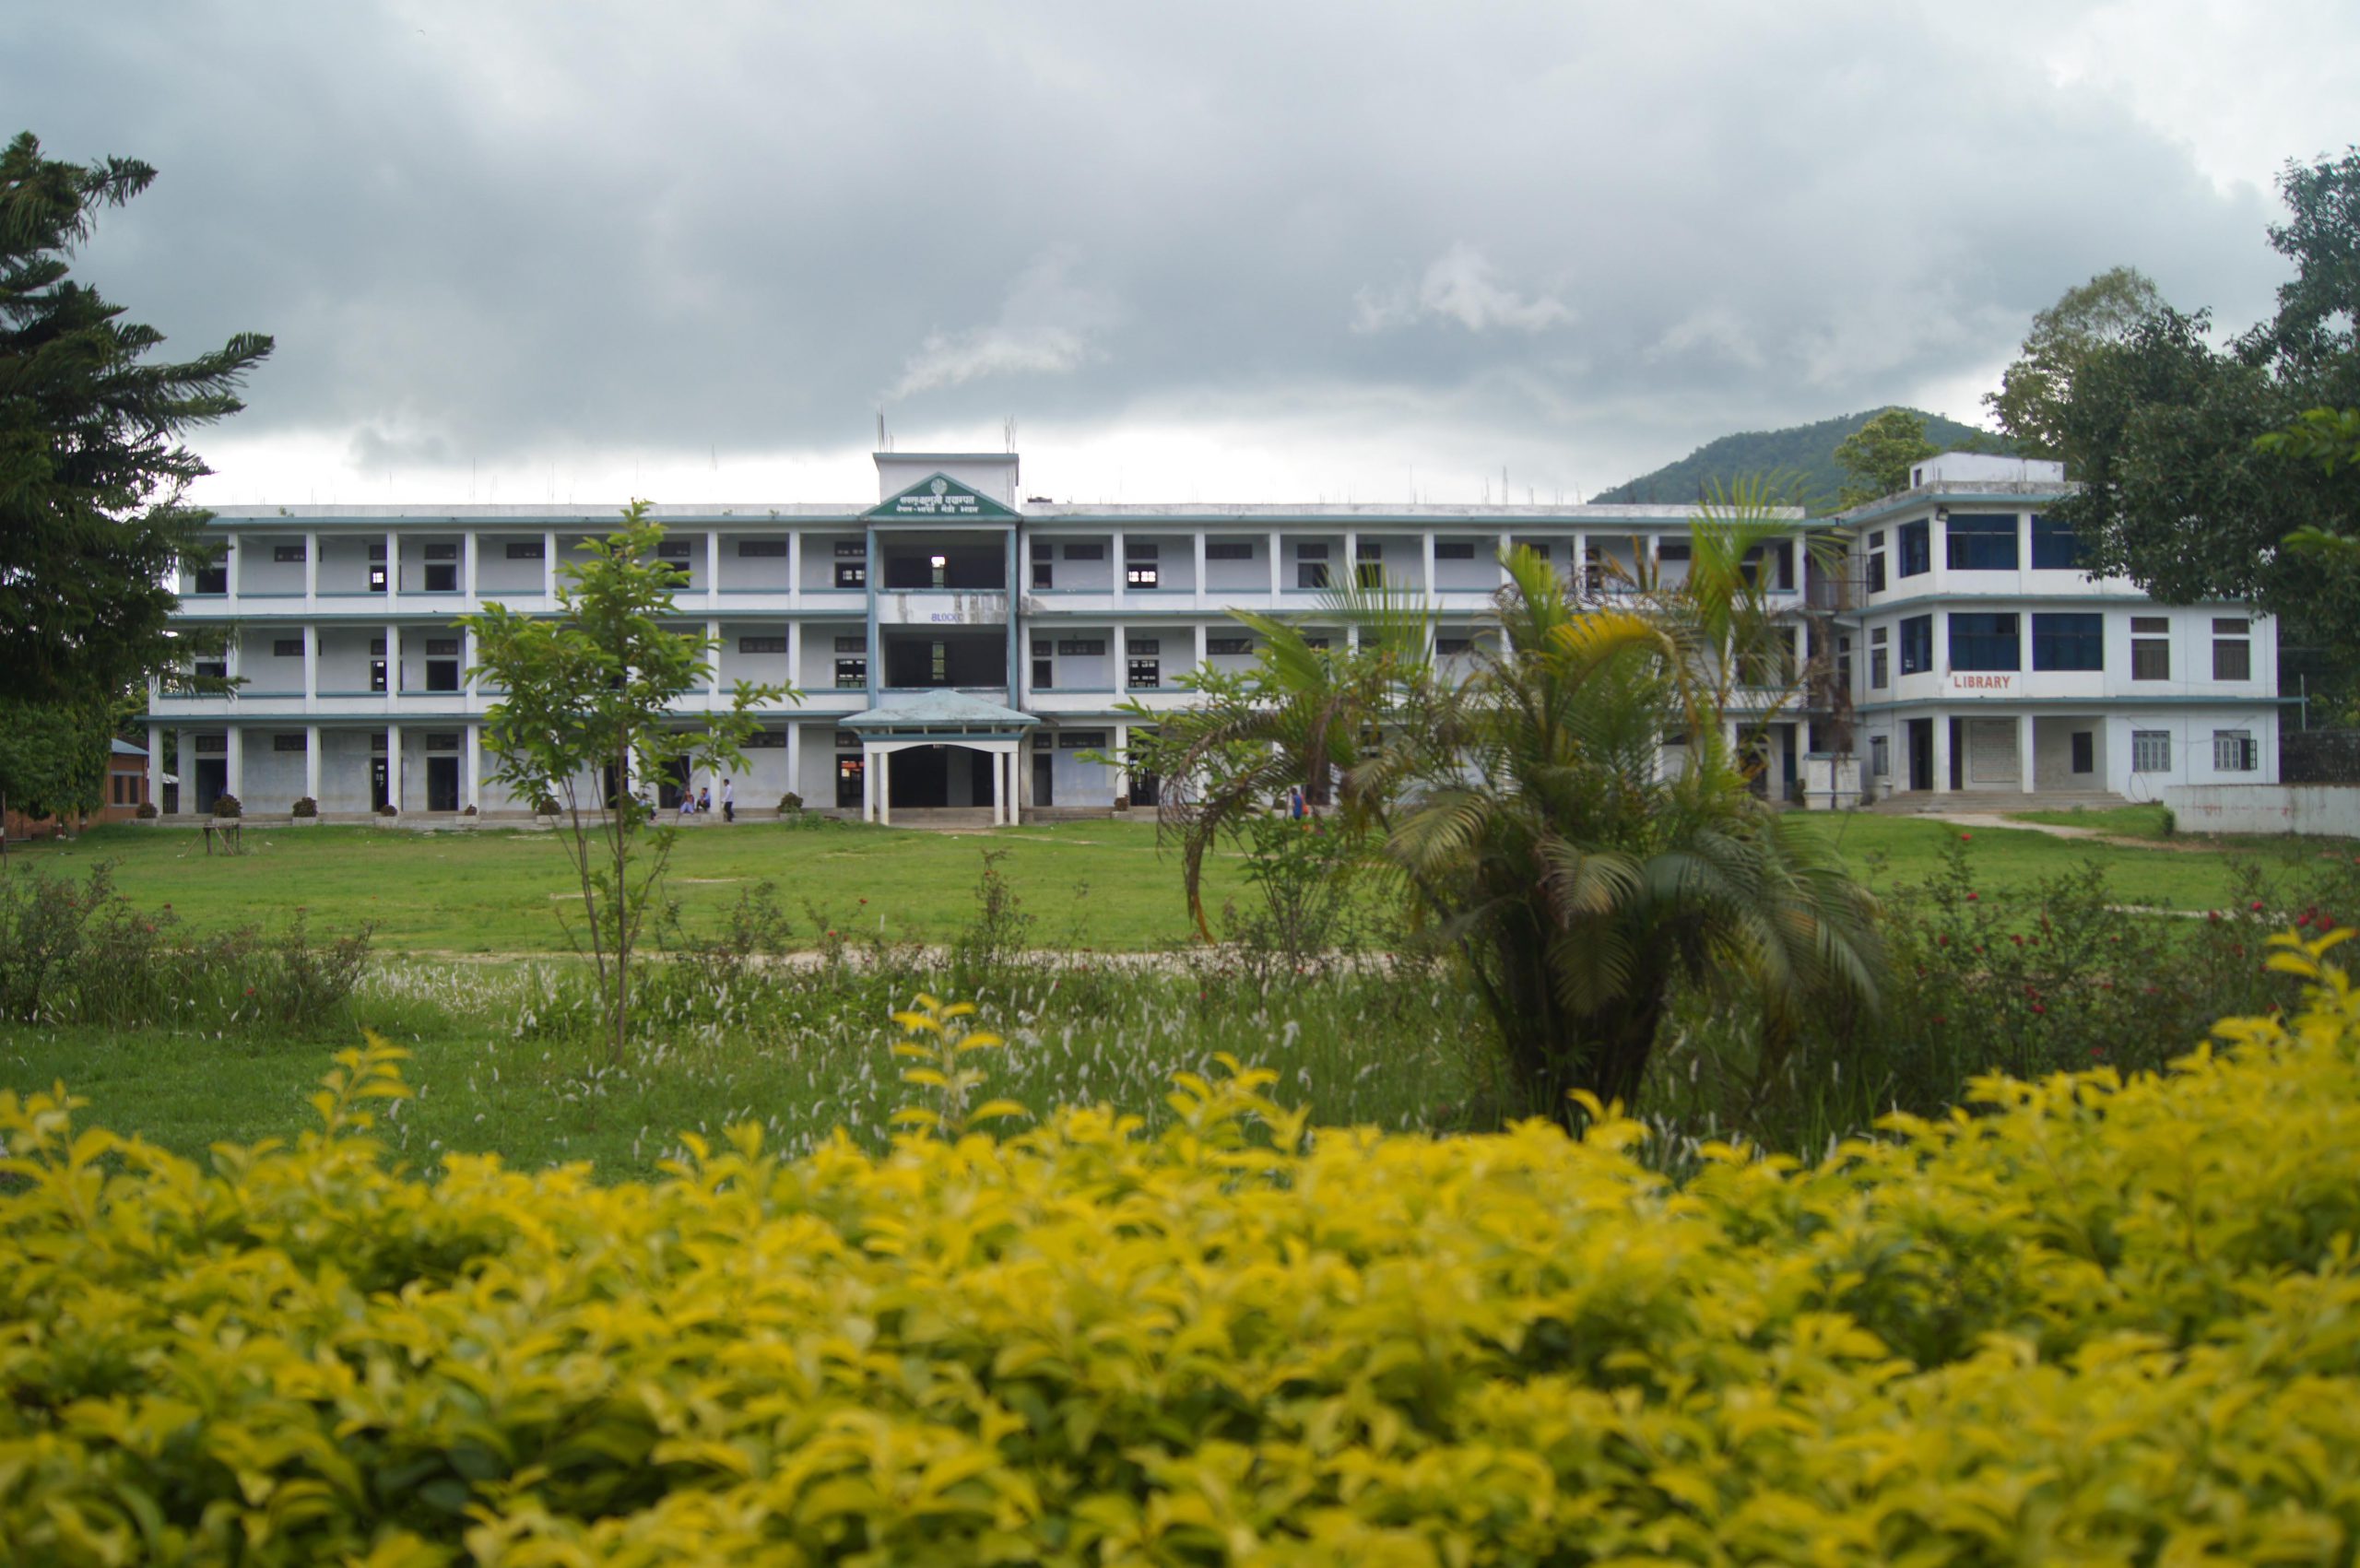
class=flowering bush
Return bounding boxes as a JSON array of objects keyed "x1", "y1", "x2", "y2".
[{"x1": 5, "y1": 937, "x2": 2360, "y2": 1562}]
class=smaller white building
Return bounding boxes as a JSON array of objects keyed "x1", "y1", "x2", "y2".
[{"x1": 1844, "y1": 453, "x2": 2280, "y2": 800}]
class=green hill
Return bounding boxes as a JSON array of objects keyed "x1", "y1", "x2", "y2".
[{"x1": 1594, "y1": 407, "x2": 2008, "y2": 512}]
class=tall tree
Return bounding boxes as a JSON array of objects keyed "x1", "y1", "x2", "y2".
[
  {"x1": 1832, "y1": 408, "x2": 1936, "y2": 507},
  {"x1": 2049, "y1": 150, "x2": 2360, "y2": 672},
  {"x1": 0, "y1": 131, "x2": 271, "y2": 705},
  {"x1": 0, "y1": 697, "x2": 112, "y2": 845},
  {"x1": 1985, "y1": 265, "x2": 2164, "y2": 462},
  {"x1": 465, "y1": 503, "x2": 795, "y2": 1066}
]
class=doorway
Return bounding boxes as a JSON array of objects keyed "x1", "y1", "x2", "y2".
[
  {"x1": 836, "y1": 754, "x2": 864, "y2": 809},
  {"x1": 658, "y1": 757, "x2": 690, "y2": 810},
  {"x1": 195, "y1": 759, "x2": 229, "y2": 812},
  {"x1": 372, "y1": 759, "x2": 391, "y2": 811},
  {"x1": 1906, "y1": 718, "x2": 1934, "y2": 792},
  {"x1": 426, "y1": 756, "x2": 460, "y2": 813},
  {"x1": 1032, "y1": 752, "x2": 1053, "y2": 808}
]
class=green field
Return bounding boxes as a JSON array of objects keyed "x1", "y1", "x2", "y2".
[{"x1": 3, "y1": 811, "x2": 2341, "y2": 954}]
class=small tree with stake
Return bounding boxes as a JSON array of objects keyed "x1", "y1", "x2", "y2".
[{"x1": 466, "y1": 502, "x2": 795, "y2": 1064}]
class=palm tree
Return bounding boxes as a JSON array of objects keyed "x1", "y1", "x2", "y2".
[{"x1": 1144, "y1": 502, "x2": 1880, "y2": 1123}]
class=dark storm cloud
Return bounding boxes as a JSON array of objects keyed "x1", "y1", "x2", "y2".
[{"x1": 6, "y1": 1, "x2": 2310, "y2": 489}]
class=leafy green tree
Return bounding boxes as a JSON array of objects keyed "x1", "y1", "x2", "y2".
[
  {"x1": 0, "y1": 698, "x2": 112, "y2": 844},
  {"x1": 1832, "y1": 408, "x2": 1936, "y2": 507},
  {"x1": 1135, "y1": 500, "x2": 1880, "y2": 1120},
  {"x1": 1986, "y1": 266, "x2": 2164, "y2": 462},
  {"x1": 2049, "y1": 150, "x2": 2360, "y2": 671},
  {"x1": 2257, "y1": 407, "x2": 2360, "y2": 564},
  {"x1": 0, "y1": 131, "x2": 270, "y2": 706},
  {"x1": 465, "y1": 502, "x2": 796, "y2": 1064}
]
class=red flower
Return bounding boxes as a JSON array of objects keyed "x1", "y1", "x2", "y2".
[
  {"x1": 1930, "y1": 1015, "x2": 1947, "y2": 1025},
  {"x1": 1960, "y1": 831, "x2": 1974, "y2": 842},
  {"x1": 2250, "y1": 901, "x2": 2265, "y2": 913},
  {"x1": 1965, "y1": 891, "x2": 1979, "y2": 902},
  {"x1": 2011, "y1": 934, "x2": 2024, "y2": 946},
  {"x1": 1937, "y1": 934, "x2": 1949, "y2": 947},
  {"x1": 2031, "y1": 1003, "x2": 2047, "y2": 1015},
  {"x1": 2208, "y1": 910, "x2": 2222, "y2": 923}
]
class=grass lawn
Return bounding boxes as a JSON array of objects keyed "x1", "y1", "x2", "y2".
[{"x1": 2, "y1": 810, "x2": 2335, "y2": 956}]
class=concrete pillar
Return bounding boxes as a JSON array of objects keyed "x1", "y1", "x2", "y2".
[
  {"x1": 991, "y1": 747, "x2": 1006, "y2": 825},
  {"x1": 1114, "y1": 624, "x2": 1127, "y2": 693},
  {"x1": 1268, "y1": 530, "x2": 1281, "y2": 598},
  {"x1": 1345, "y1": 531, "x2": 1357, "y2": 591},
  {"x1": 787, "y1": 620, "x2": 803, "y2": 693},
  {"x1": 543, "y1": 531, "x2": 557, "y2": 597},
  {"x1": 462, "y1": 531, "x2": 478, "y2": 600},
  {"x1": 2018, "y1": 712, "x2": 2037, "y2": 795},
  {"x1": 385, "y1": 725, "x2": 402, "y2": 811},
  {"x1": 1498, "y1": 533, "x2": 1513, "y2": 588},
  {"x1": 304, "y1": 532, "x2": 319, "y2": 604},
  {"x1": 878, "y1": 749, "x2": 891, "y2": 828},
  {"x1": 223, "y1": 532, "x2": 240, "y2": 599},
  {"x1": 706, "y1": 529, "x2": 721, "y2": 607},
  {"x1": 1005, "y1": 750, "x2": 1019, "y2": 827},
  {"x1": 462, "y1": 623, "x2": 478, "y2": 701},
  {"x1": 384, "y1": 530, "x2": 400, "y2": 607},
  {"x1": 1111, "y1": 530, "x2": 1126, "y2": 607},
  {"x1": 1929, "y1": 710, "x2": 1952, "y2": 796},
  {"x1": 706, "y1": 619, "x2": 722, "y2": 699},
  {"x1": 1192, "y1": 532, "x2": 1207, "y2": 607},
  {"x1": 147, "y1": 725, "x2": 164, "y2": 814},
  {"x1": 1114, "y1": 722, "x2": 1130, "y2": 802},
  {"x1": 786, "y1": 721, "x2": 802, "y2": 808},
  {"x1": 1422, "y1": 530, "x2": 1437, "y2": 595},
  {"x1": 385, "y1": 623, "x2": 399, "y2": 697},
  {"x1": 788, "y1": 532, "x2": 802, "y2": 601},
  {"x1": 466, "y1": 723, "x2": 481, "y2": 810},
  {"x1": 1572, "y1": 530, "x2": 1587, "y2": 595},
  {"x1": 225, "y1": 726, "x2": 244, "y2": 803},
  {"x1": 303, "y1": 625, "x2": 318, "y2": 705},
  {"x1": 1195, "y1": 622, "x2": 1208, "y2": 676},
  {"x1": 304, "y1": 725, "x2": 321, "y2": 805},
  {"x1": 862, "y1": 742, "x2": 876, "y2": 823}
]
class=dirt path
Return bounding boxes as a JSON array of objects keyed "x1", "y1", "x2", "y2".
[{"x1": 1908, "y1": 811, "x2": 2217, "y2": 853}]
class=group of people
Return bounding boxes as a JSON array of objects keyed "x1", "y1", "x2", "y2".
[{"x1": 676, "y1": 777, "x2": 736, "y2": 823}]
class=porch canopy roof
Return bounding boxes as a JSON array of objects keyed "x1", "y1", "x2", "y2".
[{"x1": 842, "y1": 690, "x2": 1038, "y2": 742}]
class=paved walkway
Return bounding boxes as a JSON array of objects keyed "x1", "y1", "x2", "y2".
[{"x1": 1906, "y1": 810, "x2": 2212, "y2": 853}]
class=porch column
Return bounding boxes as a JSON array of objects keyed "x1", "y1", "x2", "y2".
[
  {"x1": 787, "y1": 532, "x2": 802, "y2": 603},
  {"x1": 1572, "y1": 530, "x2": 1587, "y2": 595},
  {"x1": 1194, "y1": 622, "x2": 1208, "y2": 677},
  {"x1": 384, "y1": 530, "x2": 400, "y2": 608},
  {"x1": 878, "y1": 748, "x2": 891, "y2": 828},
  {"x1": 304, "y1": 532, "x2": 319, "y2": 604},
  {"x1": 462, "y1": 530, "x2": 479, "y2": 599},
  {"x1": 224, "y1": 726, "x2": 244, "y2": 803},
  {"x1": 304, "y1": 725, "x2": 321, "y2": 805},
  {"x1": 2018, "y1": 712, "x2": 2037, "y2": 795},
  {"x1": 466, "y1": 722, "x2": 482, "y2": 810},
  {"x1": 705, "y1": 529, "x2": 721, "y2": 608},
  {"x1": 862, "y1": 742, "x2": 876, "y2": 823},
  {"x1": 1268, "y1": 531, "x2": 1281, "y2": 599},
  {"x1": 303, "y1": 625, "x2": 318, "y2": 706},
  {"x1": 706, "y1": 619, "x2": 722, "y2": 700},
  {"x1": 147, "y1": 725, "x2": 164, "y2": 814},
  {"x1": 1422, "y1": 530, "x2": 1437, "y2": 595},
  {"x1": 1006, "y1": 750, "x2": 1020, "y2": 827},
  {"x1": 1113, "y1": 624, "x2": 1127, "y2": 695},
  {"x1": 1498, "y1": 533, "x2": 1513, "y2": 587},
  {"x1": 542, "y1": 531, "x2": 558, "y2": 597},
  {"x1": 385, "y1": 623, "x2": 400, "y2": 695},
  {"x1": 385, "y1": 725, "x2": 402, "y2": 811},
  {"x1": 1929, "y1": 710, "x2": 1952, "y2": 796},
  {"x1": 1114, "y1": 722, "x2": 1130, "y2": 803},
  {"x1": 1111, "y1": 530, "x2": 1126, "y2": 607},
  {"x1": 786, "y1": 721, "x2": 802, "y2": 810},
  {"x1": 991, "y1": 746, "x2": 1007, "y2": 826},
  {"x1": 1192, "y1": 533, "x2": 1208, "y2": 607},
  {"x1": 1344, "y1": 531, "x2": 1357, "y2": 590}
]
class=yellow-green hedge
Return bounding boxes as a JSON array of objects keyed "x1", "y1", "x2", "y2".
[{"x1": 6, "y1": 935, "x2": 2360, "y2": 1565}]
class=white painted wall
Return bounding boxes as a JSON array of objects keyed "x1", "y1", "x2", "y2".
[{"x1": 2162, "y1": 784, "x2": 2360, "y2": 839}]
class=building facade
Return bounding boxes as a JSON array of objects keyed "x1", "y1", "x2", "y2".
[
  {"x1": 1839, "y1": 453, "x2": 2281, "y2": 800},
  {"x1": 140, "y1": 446, "x2": 2278, "y2": 819}
]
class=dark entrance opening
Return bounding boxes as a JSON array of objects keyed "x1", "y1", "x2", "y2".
[
  {"x1": 1947, "y1": 716, "x2": 1965, "y2": 792},
  {"x1": 1906, "y1": 717, "x2": 1934, "y2": 792},
  {"x1": 195, "y1": 759, "x2": 229, "y2": 812},
  {"x1": 1032, "y1": 752, "x2": 1053, "y2": 808},
  {"x1": 427, "y1": 756, "x2": 460, "y2": 813},
  {"x1": 836, "y1": 754, "x2": 865, "y2": 809},
  {"x1": 882, "y1": 745, "x2": 995, "y2": 808},
  {"x1": 658, "y1": 757, "x2": 690, "y2": 810},
  {"x1": 372, "y1": 759, "x2": 391, "y2": 811}
]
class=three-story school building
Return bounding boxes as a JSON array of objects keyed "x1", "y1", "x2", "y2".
[{"x1": 140, "y1": 445, "x2": 2278, "y2": 819}]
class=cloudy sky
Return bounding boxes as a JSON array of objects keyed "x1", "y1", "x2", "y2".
[{"x1": 14, "y1": 1, "x2": 2356, "y2": 508}]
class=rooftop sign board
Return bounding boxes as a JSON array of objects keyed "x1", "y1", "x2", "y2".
[{"x1": 868, "y1": 473, "x2": 1017, "y2": 522}]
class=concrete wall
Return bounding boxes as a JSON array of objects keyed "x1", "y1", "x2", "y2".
[{"x1": 2160, "y1": 784, "x2": 2360, "y2": 839}]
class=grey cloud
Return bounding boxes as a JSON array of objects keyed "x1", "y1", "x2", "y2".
[{"x1": 6, "y1": 0, "x2": 2324, "y2": 495}]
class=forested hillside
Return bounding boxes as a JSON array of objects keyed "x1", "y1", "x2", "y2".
[{"x1": 1596, "y1": 407, "x2": 2005, "y2": 511}]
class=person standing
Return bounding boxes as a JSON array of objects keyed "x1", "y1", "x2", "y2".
[{"x1": 721, "y1": 777, "x2": 735, "y2": 823}]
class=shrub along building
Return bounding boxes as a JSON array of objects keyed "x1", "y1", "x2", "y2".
[{"x1": 143, "y1": 446, "x2": 2277, "y2": 819}]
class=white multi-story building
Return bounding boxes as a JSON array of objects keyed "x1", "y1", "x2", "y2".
[
  {"x1": 140, "y1": 444, "x2": 2277, "y2": 819},
  {"x1": 1840, "y1": 452, "x2": 2280, "y2": 800}
]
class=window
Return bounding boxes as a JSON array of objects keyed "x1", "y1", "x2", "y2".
[
  {"x1": 425, "y1": 543, "x2": 457, "y2": 561},
  {"x1": 834, "y1": 636, "x2": 867, "y2": 653},
  {"x1": 1206, "y1": 541, "x2": 1254, "y2": 560},
  {"x1": 2131, "y1": 616, "x2": 2170, "y2": 680},
  {"x1": 2030, "y1": 612, "x2": 2103, "y2": 671},
  {"x1": 741, "y1": 729, "x2": 786, "y2": 749},
  {"x1": 1355, "y1": 540, "x2": 1383, "y2": 560},
  {"x1": 1436, "y1": 637, "x2": 1473, "y2": 655},
  {"x1": 833, "y1": 541, "x2": 865, "y2": 557},
  {"x1": 834, "y1": 658, "x2": 867, "y2": 689},
  {"x1": 273, "y1": 733, "x2": 306, "y2": 753},
  {"x1": 371, "y1": 733, "x2": 388, "y2": 753},
  {"x1": 1898, "y1": 615, "x2": 1933, "y2": 675},
  {"x1": 194, "y1": 735, "x2": 226, "y2": 755},
  {"x1": 1206, "y1": 636, "x2": 1252, "y2": 655},
  {"x1": 738, "y1": 636, "x2": 787, "y2": 654},
  {"x1": 2071, "y1": 732, "x2": 2094, "y2": 774},
  {"x1": 370, "y1": 637, "x2": 387, "y2": 655},
  {"x1": 736, "y1": 538, "x2": 786, "y2": 558},
  {"x1": 1032, "y1": 639, "x2": 1052, "y2": 656},
  {"x1": 2031, "y1": 514, "x2": 2082, "y2": 570},
  {"x1": 1870, "y1": 736, "x2": 1890, "y2": 776},
  {"x1": 1128, "y1": 638, "x2": 1161, "y2": 655},
  {"x1": 1870, "y1": 647, "x2": 1889, "y2": 688},
  {"x1": 655, "y1": 541, "x2": 692, "y2": 584},
  {"x1": 424, "y1": 733, "x2": 461, "y2": 752},
  {"x1": 1944, "y1": 513, "x2": 2019, "y2": 571},
  {"x1": 368, "y1": 563, "x2": 388, "y2": 594},
  {"x1": 1127, "y1": 657, "x2": 1161, "y2": 689},
  {"x1": 1032, "y1": 560, "x2": 1054, "y2": 588},
  {"x1": 1896, "y1": 520, "x2": 1929, "y2": 578},
  {"x1": 1949, "y1": 612, "x2": 2020, "y2": 672},
  {"x1": 425, "y1": 637, "x2": 458, "y2": 656},
  {"x1": 1056, "y1": 639, "x2": 1105, "y2": 656},
  {"x1": 2212, "y1": 729, "x2": 2258, "y2": 772},
  {"x1": 929, "y1": 642, "x2": 947, "y2": 683},
  {"x1": 273, "y1": 638, "x2": 304, "y2": 657},
  {"x1": 1836, "y1": 633, "x2": 1852, "y2": 689},
  {"x1": 1865, "y1": 547, "x2": 1887, "y2": 594},
  {"x1": 425, "y1": 658, "x2": 460, "y2": 692},
  {"x1": 424, "y1": 563, "x2": 458, "y2": 592},
  {"x1": 1065, "y1": 542, "x2": 1104, "y2": 560},
  {"x1": 2212, "y1": 619, "x2": 2251, "y2": 681},
  {"x1": 194, "y1": 565, "x2": 228, "y2": 595},
  {"x1": 1656, "y1": 539, "x2": 1692, "y2": 563},
  {"x1": 1297, "y1": 561, "x2": 1330, "y2": 589},
  {"x1": 1032, "y1": 656, "x2": 1053, "y2": 690},
  {"x1": 507, "y1": 540, "x2": 546, "y2": 560},
  {"x1": 273, "y1": 544, "x2": 307, "y2": 563},
  {"x1": 833, "y1": 731, "x2": 858, "y2": 749},
  {"x1": 2132, "y1": 730, "x2": 2172, "y2": 772},
  {"x1": 1295, "y1": 542, "x2": 1329, "y2": 559},
  {"x1": 1434, "y1": 540, "x2": 1477, "y2": 560},
  {"x1": 833, "y1": 562, "x2": 867, "y2": 588},
  {"x1": 1056, "y1": 730, "x2": 1105, "y2": 749},
  {"x1": 370, "y1": 659, "x2": 387, "y2": 692},
  {"x1": 1126, "y1": 560, "x2": 1161, "y2": 589}
]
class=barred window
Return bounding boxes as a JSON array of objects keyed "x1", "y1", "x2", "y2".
[
  {"x1": 1436, "y1": 637, "x2": 1473, "y2": 655},
  {"x1": 833, "y1": 541, "x2": 865, "y2": 557},
  {"x1": 741, "y1": 729, "x2": 786, "y2": 749},
  {"x1": 425, "y1": 733, "x2": 461, "y2": 751},
  {"x1": 737, "y1": 539, "x2": 787, "y2": 558},
  {"x1": 424, "y1": 543, "x2": 457, "y2": 561},
  {"x1": 273, "y1": 733, "x2": 306, "y2": 752},
  {"x1": 656, "y1": 541, "x2": 694, "y2": 561},
  {"x1": 425, "y1": 638, "x2": 458, "y2": 656},
  {"x1": 1434, "y1": 541, "x2": 1477, "y2": 560},
  {"x1": 1057, "y1": 730, "x2": 1105, "y2": 749},
  {"x1": 1128, "y1": 639, "x2": 1160, "y2": 655},
  {"x1": 1944, "y1": 513, "x2": 2019, "y2": 571},
  {"x1": 1064, "y1": 543, "x2": 1104, "y2": 560},
  {"x1": 273, "y1": 544, "x2": 307, "y2": 563},
  {"x1": 2131, "y1": 731, "x2": 2172, "y2": 772},
  {"x1": 507, "y1": 540, "x2": 545, "y2": 560},
  {"x1": 1127, "y1": 658, "x2": 1161, "y2": 689},
  {"x1": 833, "y1": 563, "x2": 866, "y2": 588},
  {"x1": 1056, "y1": 639, "x2": 1105, "y2": 656},
  {"x1": 1206, "y1": 637, "x2": 1252, "y2": 655},
  {"x1": 273, "y1": 638, "x2": 304, "y2": 657},
  {"x1": 1205, "y1": 541, "x2": 1254, "y2": 560},
  {"x1": 834, "y1": 658, "x2": 867, "y2": 689},
  {"x1": 1295, "y1": 542, "x2": 1329, "y2": 560},
  {"x1": 834, "y1": 636, "x2": 866, "y2": 653},
  {"x1": 738, "y1": 636, "x2": 787, "y2": 654},
  {"x1": 2212, "y1": 729, "x2": 2257, "y2": 772}
]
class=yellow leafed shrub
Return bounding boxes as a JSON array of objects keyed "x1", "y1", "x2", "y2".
[{"x1": 5, "y1": 933, "x2": 2360, "y2": 1564}]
